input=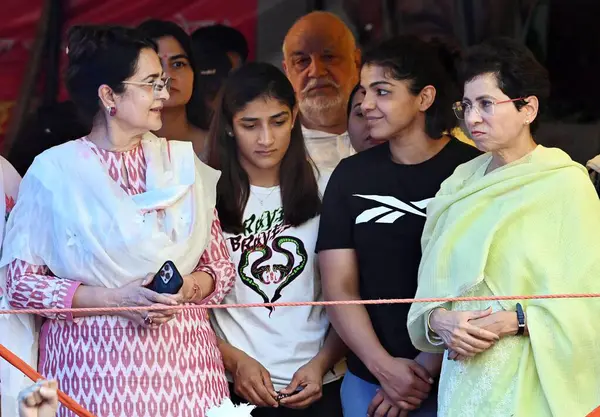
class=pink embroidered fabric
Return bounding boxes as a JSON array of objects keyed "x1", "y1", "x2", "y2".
[{"x1": 5, "y1": 139, "x2": 235, "y2": 417}]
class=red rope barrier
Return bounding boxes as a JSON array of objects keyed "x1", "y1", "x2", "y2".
[
  {"x1": 0, "y1": 292, "x2": 598, "y2": 316},
  {"x1": 0, "y1": 344, "x2": 96, "y2": 417},
  {"x1": 1, "y1": 293, "x2": 598, "y2": 416}
]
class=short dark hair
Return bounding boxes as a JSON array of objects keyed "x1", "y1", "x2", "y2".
[
  {"x1": 65, "y1": 25, "x2": 157, "y2": 126},
  {"x1": 460, "y1": 37, "x2": 550, "y2": 133},
  {"x1": 362, "y1": 36, "x2": 460, "y2": 139},
  {"x1": 207, "y1": 63, "x2": 321, "y2": 234},
  {"x1": 191, "y1": 24, "x2": 249, "y2": 62},
  {"x1": 137, "y1": 19, "x2": 209, "y2": 130}
]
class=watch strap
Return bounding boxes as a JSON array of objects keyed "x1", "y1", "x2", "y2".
[{"x1": 516, "y1": 303, "x2": 525, "y2": 335}]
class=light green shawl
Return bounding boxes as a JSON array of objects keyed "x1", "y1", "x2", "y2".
[{"x1": 408, "y1": 146, "x2": 600, "y2": 416}]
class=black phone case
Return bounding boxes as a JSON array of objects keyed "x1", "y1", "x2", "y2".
[{"x1": 147, "y1": 261, "x2": 184, "y2": 294}]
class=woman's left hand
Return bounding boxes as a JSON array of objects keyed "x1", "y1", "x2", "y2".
[
  {"x1": 278, "y1": 360, "x2": 324, "y2": 409},
  {"x1": 175, "y1": 272, "x2": 213, "y2": 304},
  {"x1": 173, "y1": 275, "x2": 195, "y2": 304},
  {"x1": 447, "y1": 311, "x2": 518, "y2": 361},
  {"x1": 367, "y1": 389, "x2": 408, "y2": 417},
  {"x1": 429, "y1": 308, "x2": 500, "y2": 358}
]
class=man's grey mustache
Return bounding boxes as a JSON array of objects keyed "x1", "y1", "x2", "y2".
[{"x1": 301, "y1": 78, "x2": 340, "y2": 94}]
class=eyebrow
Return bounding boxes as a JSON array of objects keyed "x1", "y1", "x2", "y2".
[
  {"x1": 168, "y1": 54, "x2": 189, "y2": 61},
  {"x1": 291, "y1": 47, "x2": 336, "y2": 57},
  {"x1": 464, "y1": 95, "x2": 496, "y2": 102},
  {"x1": 369, "y1": 81, "x2": 393, "y2": 88},
  {"x1": 239, "y1": 111, "x2": 289, "y2": 122},
  {"x1": 142, "y1": 73, "x2": 161, "y2": 82}
]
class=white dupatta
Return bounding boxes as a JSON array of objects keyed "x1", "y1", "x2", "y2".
[{"x1": 0, "y1": 133, "x2": 219, "y2": 416}]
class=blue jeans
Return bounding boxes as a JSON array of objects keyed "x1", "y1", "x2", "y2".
[{"x1": 340, "y1": 370, "x2": 437, "y2": 417}]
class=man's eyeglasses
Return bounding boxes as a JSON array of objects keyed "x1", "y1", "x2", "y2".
[
  {"x1": 452, "y1": 97, "x2": 526, "y2": 120},
  {"x1": 122, "y1": 77, "x2": 172, "y2": 97}
]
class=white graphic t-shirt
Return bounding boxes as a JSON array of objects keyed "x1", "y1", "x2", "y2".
[
  {"x1": 211, "y1": 173, "x2": 344, "y2": 390},
  {"x1": 302, "y1": 126, "x2": 355, "y2": 171}
]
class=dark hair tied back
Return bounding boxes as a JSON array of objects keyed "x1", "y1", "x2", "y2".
[
  {"x1": 65, "y1": 25, "x2": 157, "y2": 127},
  {"x1": 362, "y1": 36, "x2": 460, "y2": 139}
]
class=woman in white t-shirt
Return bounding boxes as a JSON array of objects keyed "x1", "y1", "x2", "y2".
[{"x1": 207, "y1": 62, "x2": 346, "y2": 417}]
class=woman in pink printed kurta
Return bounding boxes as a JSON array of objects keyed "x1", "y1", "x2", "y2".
[
  {"x1": 0, "y1": 156, "x2": 21, "y2": 409},
  {"x1": 0, "y1": 25, "x2": 235, "y2": 417},
  {"x1": 5, "y1": 139, "x2": 234, "y2": 417}
]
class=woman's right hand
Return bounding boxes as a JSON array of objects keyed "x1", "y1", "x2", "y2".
[
  {"x1": 233, "y1": 352, "x2": 279, "y2": 408},
  {"x1": 111, "y1": 275, "x2": 181, "y2": 328},
  {"x1": 429, "y1": 307, "x2": 500, "y2": 357}
]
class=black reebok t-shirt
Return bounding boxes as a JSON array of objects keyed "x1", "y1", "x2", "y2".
[{"x1": 316, "y1": 138, "x2": 481, "y2": 383}]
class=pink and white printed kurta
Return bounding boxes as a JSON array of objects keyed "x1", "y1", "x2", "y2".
[{"x1": 5, "y1": 139, "x2": 235, "y2": 417}]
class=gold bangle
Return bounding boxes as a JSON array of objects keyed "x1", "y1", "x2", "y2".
[
  {"x1": 427, "y1": 308, "x2": 442, "y2": 335},
  {"x1": 190, "y1": 276, "x2": 204, "y2": 302}
]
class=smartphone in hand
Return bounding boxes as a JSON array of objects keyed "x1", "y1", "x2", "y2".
[{"x1": 146, "y1": 261, "x2": 184, "y2": 294}]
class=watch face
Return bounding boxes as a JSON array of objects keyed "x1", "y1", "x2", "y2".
[{"x1": 159, "y1": 263, "x2": 173, "y2": 284}]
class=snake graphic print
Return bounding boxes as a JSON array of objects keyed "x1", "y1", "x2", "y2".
[{"x1": 228, "y1": 206, "x2": 309, "y2": 315}]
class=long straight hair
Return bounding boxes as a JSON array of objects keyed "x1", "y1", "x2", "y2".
[{"x1": 207, "y1": 62, "x2": 321, "y2": 234}]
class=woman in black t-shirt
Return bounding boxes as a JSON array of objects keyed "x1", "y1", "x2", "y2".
[{"x1": 316, "y1": 36, "x2": 480, "y2": 417}]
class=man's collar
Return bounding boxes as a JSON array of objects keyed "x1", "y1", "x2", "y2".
[{"x1": 301, "y1": 125, "x2": 348, "y2": 139}]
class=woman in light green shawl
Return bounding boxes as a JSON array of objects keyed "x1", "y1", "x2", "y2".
[{"x1": 407, "y1": 38, "x2": 600, "y2": 417}]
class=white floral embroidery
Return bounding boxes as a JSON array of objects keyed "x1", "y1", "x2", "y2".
[{"x1": 438, "y1": 284, "x2": 525, "y2": 417}]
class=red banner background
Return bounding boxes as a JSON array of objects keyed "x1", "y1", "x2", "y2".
[{"x1": 0, "y1": 0, "x2": 258, "y2": 139}]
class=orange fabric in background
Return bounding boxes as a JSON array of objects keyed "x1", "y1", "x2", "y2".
[{"x1": 0, "y1": 0, "x2": 257, "y2": 146}]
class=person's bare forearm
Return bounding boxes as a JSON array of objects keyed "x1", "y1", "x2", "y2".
[
  {"x1": 414, "y1": 352, "x2": 442, "y2": 378},
  {"x1": 71, "y1": 285, "x2": 118, "y2": 318},
  {"x1": 320, "y1": 250, "x2": 391, "y2": 377},
  {"x1": 325, "y1": 302, "x2": 391, "y2": 377},
  {"x1": 216, "y1": 336, "x2": 247, "y2": 373},
  {"x1": 309, "y1": 327, "x2": 348, "y2": 375}
]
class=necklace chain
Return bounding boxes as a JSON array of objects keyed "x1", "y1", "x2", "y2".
[{"x1": 251, "y1": 187, "x2": 277, "y2": 206}]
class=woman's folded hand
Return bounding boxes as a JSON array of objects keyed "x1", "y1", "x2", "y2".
[{"x1": 429, "y1": 307, "x2": 500, "y2": 358}]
